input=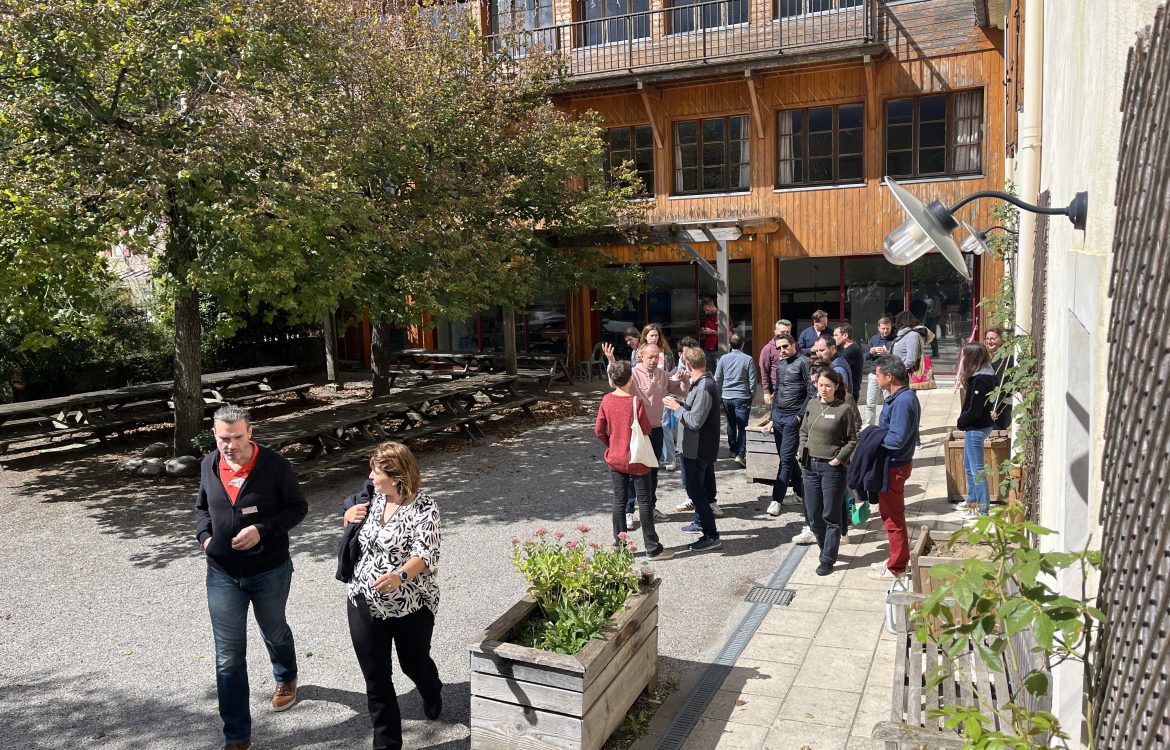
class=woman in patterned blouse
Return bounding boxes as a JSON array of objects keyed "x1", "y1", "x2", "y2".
[{"x1": 342, "y1": 441, "x2": 443, "y2": 750}]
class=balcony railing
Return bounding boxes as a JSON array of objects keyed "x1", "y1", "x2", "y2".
[{"x1": 488, "y1": 0, "x2": 876, "y2": 80}]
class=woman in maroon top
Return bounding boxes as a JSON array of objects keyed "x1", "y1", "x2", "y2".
[{"x1": 595, "y1": 360, "x2": 670, "y2": 559}]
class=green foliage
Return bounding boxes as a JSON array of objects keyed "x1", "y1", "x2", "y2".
[
  {"x1": 510, "y1": 525, "x2": 642, "y2": 655},
  {"x1": 913, "y1": 504, "x2": 1102, "y2": 748}
]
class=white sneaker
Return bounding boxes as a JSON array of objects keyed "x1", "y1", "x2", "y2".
[
  {"x1": 781, "y1": 494, "x2": 803, "y2": 506},
  {"x1": 653, "y1": 508, "x2": 668, "y2": 521},
  {"x1": 674, "y1": 499, "x2": 694, "y2": 512},
  {"x1": 664, "y1": 462, "x2": 678, "y2": 472},
  {"x1": 710, "y1": 502, "x2": 725, "y2": 518},
  {"x1": 625, "y1": 513, "x2": 638, "y2": 529},
  {"x1": 793, "y1": 526, "x2": 816, "y2": 545},
  {"x1": 868, "y1": 566, "x2": 907, "y2": 581},
  {"x1": 959, "y1": 507, "x2": 980, "y2": 521},
  {"x1": 766, "y1": 500, "x2": 781, "y2": 517}
]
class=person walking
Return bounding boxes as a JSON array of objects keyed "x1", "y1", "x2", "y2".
[
  {"x1": 714, "y1": 333, "x2": 757, "y2": 468},
  {"x1": 798, "y1": 368, "x2": 860, "y2": 576},
  {"x1": 194, "y1": 405, "x2": 308, "y2": 750},
  {"x1": 663, "y1": 347, "x2": 722, "y2": 552},
  {"x1": 763, "y1": 334, "x2": 816, "y2": 545},
  {"x1": 956, "y1": 343, "x2": 997, "y2": 522},
  {"x1": 595, "y1": 360, "x2": 670, "y2": 558},
  {"x1": 341, "y1": 441, "x2": 444, "y2": 750},
  {"x1": 863, "y1": 316, "x2": 896, "y2": 427},
  {"x1": 867, "y1": 357, "x2": 921, "y2": 581}
]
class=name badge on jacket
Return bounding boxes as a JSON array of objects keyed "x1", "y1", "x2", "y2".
[
  {"x1": 241, "y1": 506, "x2": 259, "y2": 516},
  {"x1": 824, "y1": 414, "x2": 836, "y2": 420}
]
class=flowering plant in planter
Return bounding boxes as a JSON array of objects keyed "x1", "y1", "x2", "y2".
[{"x1": 509, "y1": 524, "x2": 641, "y2": 655}]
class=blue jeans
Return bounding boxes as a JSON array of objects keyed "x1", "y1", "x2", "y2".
[
  {"x1": 803, "y1": 460, "x2": 846, "y2": 565},
  {"x1": 206, "y1": 559, "x2": 298, "y2": 743},
  {"x1": 723, "y1": 398, "x2": 751, "y2": 458},
  {"x1": 964, "y1": 427, "x2": 993, "y2": 514},
  {"x1": 661, "y1": 410, "x2": 676, "y2": 465},
  {"x1": 626, "y1": 427, "x2": 664, "y2": 513},
  {"x1": 771, "y1": 412, "x2": 803, "y2": 503},
  {"x1": 680, "y1": 456, "x2": 719, "y2": 539}
]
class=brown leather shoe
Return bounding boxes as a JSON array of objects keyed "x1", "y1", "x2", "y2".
[
  {"x1": 272, "y1": 679, "x2": 298, "y2": 712},
  {"x1": 223, "y1": 742, "x2": 251, "y2": 750}
]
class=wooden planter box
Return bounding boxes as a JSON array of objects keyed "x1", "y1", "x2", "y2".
[
  {"x1": 467, "y1": 578, "x2": 660, "y2": 750},
  {"x1": 944, "y1": 429, "x2": 1011, "y2": 503}
]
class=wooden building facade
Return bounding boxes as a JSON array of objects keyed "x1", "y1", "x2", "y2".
[{"x1": 370, "y1": 0, "x2": 1008, "y2": 372}]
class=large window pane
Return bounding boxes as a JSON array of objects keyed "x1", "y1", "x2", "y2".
[
  {"x1": 844, "y1": 258, "x2": 904, "y2": 341},
  {"x1": 600, "y1": 270, "x2": 646, "y2": 359},
  {"x1": 909, "y1": 253, "x2": 973, "y2": 373},
  {"x1": 779, "y1": 258, "x2": 839, "y2": 333},
  {"x1": 527, "y1": 291, "x2": 567, "y2": 354},
  {"x1": 777, "y1": 103, "x2": 864, "y2": 188},
  {"x1": 646, "y1": 264, "x2": 697, "y2": 349}
]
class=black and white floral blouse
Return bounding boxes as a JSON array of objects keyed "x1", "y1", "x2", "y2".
[{"x1": 347, "y1": 490, "x2": 441, "y2": 619}]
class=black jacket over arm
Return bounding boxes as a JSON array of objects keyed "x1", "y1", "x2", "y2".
[
  {"x1": 847, "y1": 427, "x2": 892, "y2": 495},
  {"x1": 194, "y1": 445, "x2": 308, "y2": 577}
]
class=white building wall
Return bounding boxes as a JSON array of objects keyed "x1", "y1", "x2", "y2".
[{"x1": 1035, "y1": 1, "x2": 1164, "y2": 744}]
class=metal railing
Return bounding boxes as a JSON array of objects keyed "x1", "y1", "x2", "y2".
[{"x1": 488, "y1": 0, "x2": 876, "y2": 78}]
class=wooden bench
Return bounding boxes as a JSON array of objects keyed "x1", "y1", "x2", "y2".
[
  {"x1": 874, "y1": 587, "x2": 1050, "y2": 747},
  {"x1": 223, "y1": 383, "x2": 314, "y2": 406}
]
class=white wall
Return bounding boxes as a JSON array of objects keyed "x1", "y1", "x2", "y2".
[{"x1": 1034, "y1": 1, "x2": 1164, "y2": 744}]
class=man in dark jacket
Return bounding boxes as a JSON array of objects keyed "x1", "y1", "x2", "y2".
[
  {"x1": 863, "y1": 316, "x2": 897, "y2": 427},
  {"x1": 797, "y1": 309, "x2": 829, "y2": 355},
  {"x1": 663, "y1": 347, "x2": 722, "y2": 552},
  {"x1": 833, "y1": 323, "x2": 864, "y2": 402},
  {"x1": 868, "y1": 357, "x2": 920, "y2": 582},
  {"x1": 194, "y1": 405, "x2": 309, "y2": 750},
  {"x1": 765, "y1": 334, "x2": 811, "y2": 527}
]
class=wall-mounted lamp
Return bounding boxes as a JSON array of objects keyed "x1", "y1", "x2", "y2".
[{"x1": 881, "y1": 176, "x2": 1088, "y2": 281}]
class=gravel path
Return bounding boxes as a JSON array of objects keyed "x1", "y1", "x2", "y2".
[{"x1": 0, "y1": 407, "x2": 800, "y2": 750}]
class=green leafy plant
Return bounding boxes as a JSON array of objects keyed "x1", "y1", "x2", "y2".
[
  {"x1": 510, "y1": 525, "x2": 641, "y2": 655},
  {"x1": 913, "y1": 506, "x2": 1102, "y2": 748},
  {"x1": 190, "y1": 432, "x2": 216, "y2": 455}
]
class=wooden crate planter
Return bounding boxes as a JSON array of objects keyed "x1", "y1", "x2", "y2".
[
  {"x1": 467, "y1": 578, "x2": 660, "y2": 750},
  {"x1": 745, "y1": 413, "x2": 778, "y2": 483},
  {"x1": 943, "y1": 429, "x2": 1011, "y2": 503}
]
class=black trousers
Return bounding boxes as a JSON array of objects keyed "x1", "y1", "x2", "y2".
[{"x1": 348, "y1": 598, "x2": 443, "y2": 750}]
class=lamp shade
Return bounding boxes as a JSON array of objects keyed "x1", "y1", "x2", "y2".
[
  {"x1": 882, "y1": 177, "x2": 971, "y2": 281},
  {"x1": 959, "y1": 221, "x2": 989, "y2": 256}
]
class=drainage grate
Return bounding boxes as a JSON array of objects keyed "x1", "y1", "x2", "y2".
[{"x1": 745, "y1": 586, "x2": 796, "y2": 606}]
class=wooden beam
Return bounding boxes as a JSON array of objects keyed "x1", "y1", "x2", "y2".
[
  {"x1": 745, "y1": 71, "x2": 766, "y2": 140},
  {"x1": 864, "y1": 54, "x2": 879, "y2": 131},
  {"x1": 636, "y1": 82, "x2": 664, "y2": 150}
]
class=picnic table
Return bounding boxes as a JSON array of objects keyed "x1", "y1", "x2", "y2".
[
  {"x1": 262, "y1": 374, "x2": 537, "y2": 474},
  {"x1": 0, "y1": 366, "x2": 303, "y2": 453},
  {"x1": 393, "y1": 349, "x2": 572, "y2": 388}
]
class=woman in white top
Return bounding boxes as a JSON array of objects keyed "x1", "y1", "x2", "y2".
[{"x1": 342, "y1": 441, "x2": 443, "y2": 750}]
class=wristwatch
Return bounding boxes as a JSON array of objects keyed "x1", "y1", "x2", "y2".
[{"x1": 397, "y1": 570, "x2": 409, "y2": 583}]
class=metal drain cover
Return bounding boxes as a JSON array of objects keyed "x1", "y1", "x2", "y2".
[{"x1": 745, "y1": 586, "x2": 795, "y2": 605}]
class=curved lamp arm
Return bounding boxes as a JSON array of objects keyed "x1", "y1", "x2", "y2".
[{"x1": 948, "y1": 190, "x2": 1088, "y2": 231}]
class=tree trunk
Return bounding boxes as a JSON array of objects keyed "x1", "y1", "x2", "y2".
[
  {"x1": 503, "y1": 308, "x2": 518, "y2": 375},
  {"x1": 371, "y1": 318, "x2": 393, "y2": 396},
  {"x1": 172, "y1": 285, "x2": 203, "y2": 456},
  {"x1": 168, "y1": 191, "x2": 203, "y2": 457},
  {"x1": 323, "y1": 312, "x2": 339, "y2": 388}
]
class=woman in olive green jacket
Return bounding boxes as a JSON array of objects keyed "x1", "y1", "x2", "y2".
[{"x1": 798, "y1": 367, "x2": 860, "y2": 576}]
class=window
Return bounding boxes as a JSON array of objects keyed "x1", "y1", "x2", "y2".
[
  {"x1": 668, "y1": 0, "x2": 749, "y2": 34},
  {"x1": 776, "y1": 0, "x2": 862, "y2": 19},
  {"x1": 490, "y1": 0, "x2": 556, "y2": 53},
  {"x1": 577, "y1": 0, "x2": 650, "y2": 46},
  {"x1": 605, "y1": 125, "x2": 655, "y2": 196},
  {"x1": 673, "y1": 115, "x2": 750, "y2": 195},
  {"x1": 776, "y1": 102, "x2": 864, "y2": 187},
  {"x1": 885, "y1": 90, "x2": 983, "y2": 178}
]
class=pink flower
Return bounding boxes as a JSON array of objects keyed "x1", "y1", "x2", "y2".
[
  {"x1": 617, "y1": 531, "x2": 629, "y2": 540},
  {"x1": 534, "y1": 527, "x2": 548, "y2": 537},
  {"x1": 576, "y1": 523, "x2": 591, "y2": 533},
  {"x1": 565, "y1": 540, "x2": 579, "y2": 549},
  {"x1": 554, "y1": 531, "x2": 565, "y2": 539},
  {"x1": 511, "y1": 537, "x2": 519, "y2": 546},
  {"x1": 579, "y1": 562, "x2": 588, "y2": 570}
]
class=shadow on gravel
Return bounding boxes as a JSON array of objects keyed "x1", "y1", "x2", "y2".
[{"x1": 0, "y1": 670, "x2": 472, "y2": 749}]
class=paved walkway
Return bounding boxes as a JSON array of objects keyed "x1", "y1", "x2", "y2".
[{"x1": 637, "y1": 384, "x2": 966, "y2": 750}]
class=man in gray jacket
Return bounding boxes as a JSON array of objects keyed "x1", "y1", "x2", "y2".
[
  {"x1": 714, "y1": 333, "x2": 757, "y2": 468},
  {"x1": 663, "y1": 347, "x2": 722, "y2": 552}
]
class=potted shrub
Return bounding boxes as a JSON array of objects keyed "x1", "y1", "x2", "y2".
[{"x1": 467, "y1": 525, "x2": 660, "y2": 750}]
